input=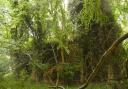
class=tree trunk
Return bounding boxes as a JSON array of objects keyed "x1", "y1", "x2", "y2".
[
  {"x1": 61, "y1": 48, "x2": 65, "y2": 64},
  {"x1": 80, "y1": 57, "x2": 85, "y2": 83},
  {"x1": 107, "y1": 64, "x2": 114, "y2": 83}
]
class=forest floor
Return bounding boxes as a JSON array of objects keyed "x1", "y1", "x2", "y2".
[
  {"x1": 1, "y1": 74, "x2": 128, "y2": 89},
  {"x1": 0, "y1": 76, "x2": 112, "y2": 89}
]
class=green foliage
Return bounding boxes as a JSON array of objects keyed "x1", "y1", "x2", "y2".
[
  {"x1": 79, "y1": 0, "x2": 109, "y2": 29},
  {"x1": 0, "y1": 74, "x2": 49, "y2": 89},
  {"x1": 110, "y1": 0, "x2": 128, "y2": 30},
  {"x1": 0, "y1": 0, "x2": 128, "y2": 88},
  {"x1": 1, "y1": 72, "x2": 120, "y2": 89},
  {"x1": 0, "y1": 55, "x2": 10, "y2": 71},
  {"x1": 55, "y1": 63, "x2": 81, "y2": 84},
  {"x1": 6, "y1": 0, "x2": 76, "y2": 84}
]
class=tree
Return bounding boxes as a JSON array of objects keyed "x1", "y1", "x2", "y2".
[
  {"x1": 0, "y1": 0, "x2": 128, "y2": 88},
  {"x1": 9, "y1": 0, "x2": 74, "y2": 84},
  {"x1": 70, "y1": 0, "x2": 128, "y2": 88}
]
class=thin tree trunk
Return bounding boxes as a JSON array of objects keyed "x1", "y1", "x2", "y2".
[
  {"x1": 80, "y1": 58, "x2": 85, "y2": 83},
  {"x1": 107, "y1": 64, "x2": 114, "y2": 83},
  {"x1": 61, "y1": 48, "x2": 65, "y2": 64}
]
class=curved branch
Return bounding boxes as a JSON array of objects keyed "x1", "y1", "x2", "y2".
[
  {"x1": 78, "y1": 33, "x2": 128, "y2": 89},
  {"x1": 49, "y1": 86, "x2": 65, "y2": 89}
]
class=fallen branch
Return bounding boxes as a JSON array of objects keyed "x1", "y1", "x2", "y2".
[
  {"x1": 78, "y1": 33, "x2": 128, "y2": 89},
  {"x1": 49, "y1": 86, "x2": 65, "y2": 89}
]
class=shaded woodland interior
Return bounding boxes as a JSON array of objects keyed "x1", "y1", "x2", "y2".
[{"x1": 0, "y1": 0, "x2": 128, "y2": 89}]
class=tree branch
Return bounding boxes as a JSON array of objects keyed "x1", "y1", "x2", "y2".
[
  {"x1": 78, "y1": 33, "x2": 128, "y2": 89},
  {"x1": 49, "y1": 86, "x2": 65, "y2": 89}
]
